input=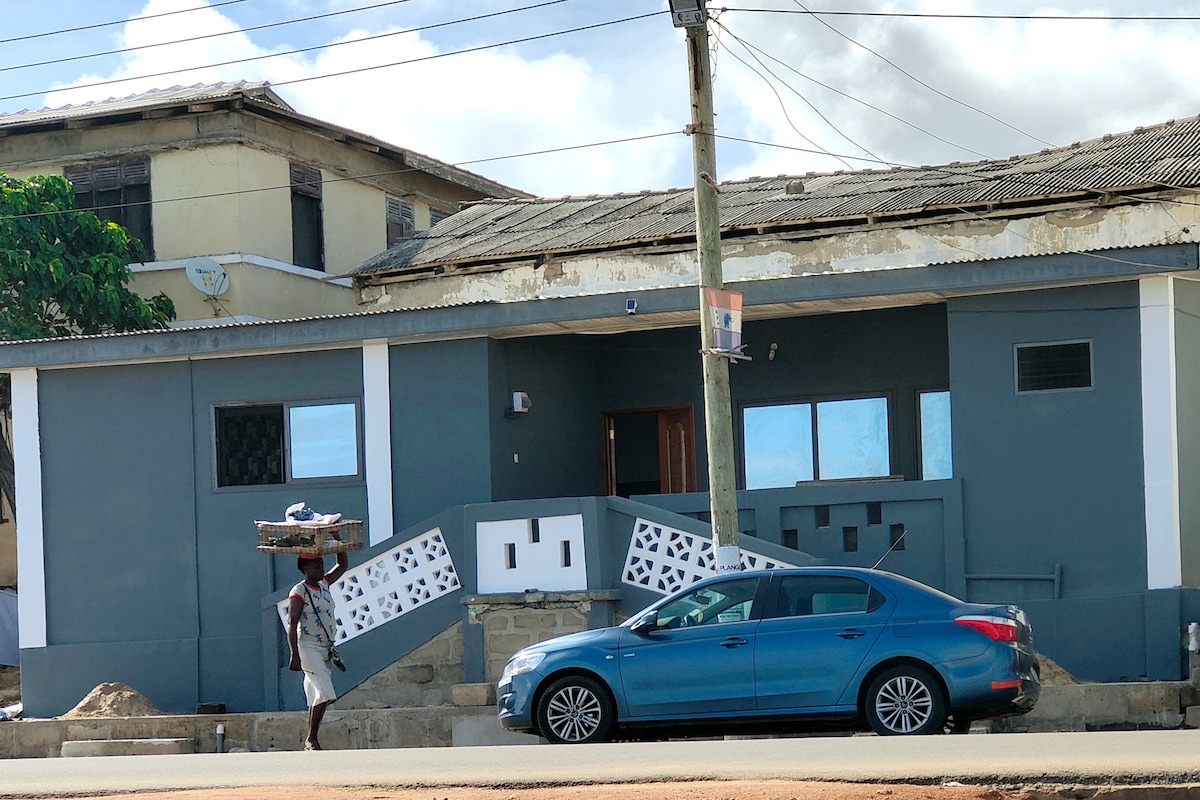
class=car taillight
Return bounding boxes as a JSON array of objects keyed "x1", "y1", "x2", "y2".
[{"x1": 955, "y1": 615, "x2": 1018, "y2": 642}]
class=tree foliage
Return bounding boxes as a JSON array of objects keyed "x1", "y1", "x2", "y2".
[
  {"x1": 0, "y1": 172, "x2": 177, "y2": 515},
  {"x1": 0, "y1": 172, "x2": 174, "y2": 338}
]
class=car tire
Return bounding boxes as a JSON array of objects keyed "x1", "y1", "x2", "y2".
[
  {"x1": 536, "y1": 675, "x2": 616, "y2": 744},
  {"x1": 865, "y1": 665, "x2": 945, "y2": 736}
]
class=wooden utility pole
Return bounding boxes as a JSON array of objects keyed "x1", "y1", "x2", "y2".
[{"x1": 674, "y1": 0, "x2": 741, "y2": 573}]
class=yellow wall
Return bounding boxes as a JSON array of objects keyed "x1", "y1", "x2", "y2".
[
  {"x1": 324, "y1": 173, "x2": 388, "y2": 276},
  {"x1": 152, "y1": 144, "x2": 241, "y2": 259},
  {"x1": 236, "y1": 147, "x2": 292, "y2": 266}
]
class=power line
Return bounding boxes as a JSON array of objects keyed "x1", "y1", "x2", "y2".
[
  {"x1": 723, "y1": 8, "x2": 1200, "y2": 22},
  {"x1": 0, "y1": 0, "x2": 248, "y2": 46},
  {"x1": 0, "y1": 130, "x2": 682, "y2": 223},
  {"x1": 0, "y1": 0, "x2": 579, "y2": 77},
  {"x1": 781, "y1": 0, "x2": 1053, "y2": 149},
  {"x1": 0, "y1": 9, "x2": 660, "y2": 106},
  {"x1": 712, "y1": 18, "x2": 991, "y2": 161}
]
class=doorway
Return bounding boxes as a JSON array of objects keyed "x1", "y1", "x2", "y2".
[{"x1": 604, "y1": 406, "x2": 696, "y2": 497}]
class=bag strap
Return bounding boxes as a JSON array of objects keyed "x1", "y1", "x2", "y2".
[{"x1": 302, "y1": 584, "x2": 337, "y2": 647}]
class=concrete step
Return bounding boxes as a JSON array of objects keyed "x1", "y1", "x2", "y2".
[{"x1": 60, "y1": 738, "x2": 195, "y2": 757}]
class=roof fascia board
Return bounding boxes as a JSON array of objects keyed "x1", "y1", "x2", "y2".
[{"x1": 0, "y1": 243, "x2": 1193, "y2": 371}]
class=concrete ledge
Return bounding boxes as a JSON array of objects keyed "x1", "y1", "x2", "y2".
[
  {"x1": 452, "y1": 683, "x2": 496, "y2": 707},
  {"x1": 61, "y1": 738, "x2": 194, "y2": 757},
  {"x1": 997, "y1": 683, "x2": 1188, "y2": 732}
]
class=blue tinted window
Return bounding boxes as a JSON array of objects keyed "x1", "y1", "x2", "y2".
[
  {"x1": 744, "y1": 397, "x2": 890, "y2": 487},
  {"x1": 289, "y1": 403, "x2": 359, "y2": 479},
  {"x1": 816, "y1": 397, "x2": 889, "y2": 480},
  {"x1": 919, "y1": 390, "x2": 952, "y2": 479},
  {"x1": 743, "y1": 404, "x2": 814, "y2": 489}
]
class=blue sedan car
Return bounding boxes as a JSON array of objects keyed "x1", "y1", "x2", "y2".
[{"x1": 497, "y1": 567, "x2": 1040, "y2": 742}]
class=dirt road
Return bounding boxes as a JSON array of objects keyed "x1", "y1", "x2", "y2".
[{"x1": 48, "y1": 782, "x2": 1047, "y2": 800}]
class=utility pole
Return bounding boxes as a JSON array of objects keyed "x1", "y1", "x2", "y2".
[{"x1": 670, "y1": 0, "x2": 741, "y2": 573}]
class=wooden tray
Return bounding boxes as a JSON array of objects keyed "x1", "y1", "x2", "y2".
[{"x1": 256, "y1": 519, "x2": 364, "y2": 555}]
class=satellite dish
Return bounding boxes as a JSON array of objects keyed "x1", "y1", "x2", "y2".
[{"x1": 184, "y1": 258, "x2": 229, "y2": 297}]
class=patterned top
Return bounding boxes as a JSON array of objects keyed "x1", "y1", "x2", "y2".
[{"x1": 290, "y1": 579, "x2": 338, "y2": 645}]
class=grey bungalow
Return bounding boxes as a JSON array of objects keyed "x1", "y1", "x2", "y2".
[{"x1": 6, "y1": 117, "x2": 1200, "y2": 717}]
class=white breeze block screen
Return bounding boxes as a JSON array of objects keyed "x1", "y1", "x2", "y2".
[
  {"x1": 277, "y1": 527, "x2": 460, "y2": 644},
  {"x1": 623, "y1": 518, "x2": 796, "y2": 596},
  {"x1": 476, "y1": 514, "x2": 587, "y2": 594}
]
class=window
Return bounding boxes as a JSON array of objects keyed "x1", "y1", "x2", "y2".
[
  {"x1": 429, "y1": 208, "x2": 450, "y2": 226},
  {"x1": 743, "y1": 397, "x2": 890, "y2": 489},
  {"x1": 64, "y1": 158, "x2": 154, "y2": 259},
  {"x1": 918, "y1": 389, "x2": 952, "y2": 479},
  {"x1": 290, "y1": 163, "x2": 324, "y2": 271},
  {"x1": 386, "y1": 196, "x2": 415, "y2": 246},
  {"x1": 215, "y1": 401, "x2": 359, "y2": 487},
  {"x1": 654, "y1": 577, "x2": 761, "y2": 628},
  {"x1": 770, "y1": 575, "x2": 883, "y2": 619},
  {"x1": 1016, "y1": 340, "x2": 1092, "y2": 393}
]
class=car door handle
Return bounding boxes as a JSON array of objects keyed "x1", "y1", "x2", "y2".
[
  {"x1": 719, "y1": 637, "x2": 749, "y2": 648},
  {"x1": 836, "y1": 629, "x2": 867, "y2": 639}
]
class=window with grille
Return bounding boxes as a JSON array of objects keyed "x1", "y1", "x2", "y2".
[
  {"x1": 290, "y1": 163, "x2": 324, "y2": 271},
  {"x1": 1015, "y1": 340, "x2": 1093, "y2": 393},
  {"x1": 386, "y1": 195, "x2": 415, "y2": 246},
  {"x1": 215, "y1": 401, "x2": 360, "y2": 488},
  {"x1": 64, "y1": 158, "x2": 154, "y2": 259}
]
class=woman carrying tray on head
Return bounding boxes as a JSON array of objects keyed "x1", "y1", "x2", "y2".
[{"x1": 287, "y1": 547, "x2": 348, "y2": 751}]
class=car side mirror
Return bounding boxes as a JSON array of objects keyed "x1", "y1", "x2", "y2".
[{"x1": 630, "y1": 613, "x2": 660, "y2": 634}]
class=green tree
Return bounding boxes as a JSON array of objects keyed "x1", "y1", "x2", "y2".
[{"x1": 0, "y1": 172, "x2": 176, "y2": 515}]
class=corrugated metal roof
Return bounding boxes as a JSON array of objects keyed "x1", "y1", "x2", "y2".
[
  {"x1": 354, "y1": 115, "x2": 1200, "y2": 279},
  {"x1": 0, "y1": 81, "x2": 290, "y2": 127}
]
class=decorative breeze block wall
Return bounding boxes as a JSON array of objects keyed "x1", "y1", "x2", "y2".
[
  {"x1": 623, "y1": 517, "x2": 796, "y2": 596},
  {"x1": 277, "y1": 527, "x2": 460, "y2": 643},
  {"x1": 476, "y1": 515, "x2": 586, "y2": 594}
]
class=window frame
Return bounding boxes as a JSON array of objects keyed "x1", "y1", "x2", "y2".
[
  {"x1": 64, "y1": 157, "x2": 154, "y2": 259},
  {"x1": 386, "y1": 195, "x2": 416, "y2": 246},
  {"x1": 213, "y1": 398, "x2": 363, "y2": 490},
  {"x1": 916, "y1": 387, "x2": 952, "y2": 480},
  {"x1": 741, "y1": 393, "x2": 893, "y2": 488},
  {"x1": 290, "y1": 162, "x2": 325, "y2": 271},
  {"x1": 1014, "y1": 339, "x2": 1094, "y2": 395}
]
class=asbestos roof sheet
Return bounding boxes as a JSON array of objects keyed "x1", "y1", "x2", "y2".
[
  {"x1": 0, "y1": 81, "x2": 289, "y2": 127},
  {"x1": 354, "y1": 115, "x2": 1200, "y2": 278}
]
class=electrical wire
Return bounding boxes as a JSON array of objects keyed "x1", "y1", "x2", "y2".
[
  {"x1": 0, "y1": 0, "x2": 248, "y2": 46},
  {"x1": 723, "y1": 9, "x2": 1200, "y2": 22},
  {"x1": 0, "y1": 130, "x2": 682, "y2": 223},
  {"x1": 712, "y1": 20, "x2": 873, "y2": 169},
  {"x1": 712, "y1": 19, "x2": 991, "y2": 162},
  {"x1": 0, "y1": 9, "x2": 662, "y2": 106},
  {"x1": 0, "y1": 0, "x2": 578, "y2": 77}
]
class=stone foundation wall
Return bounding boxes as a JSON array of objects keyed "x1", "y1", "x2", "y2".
[
  {"x1": 339, "y1": 622, "x2": 464, "y2": 709},
  {"x1": 464, "y1": 591, "x2": 620, "y2": 683}
]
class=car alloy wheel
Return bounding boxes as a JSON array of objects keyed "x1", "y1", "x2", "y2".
[
  {"x1": 865, "y1": 665, "x2": 945, "y2": 736},
  {"x1": 537, "y1": 675, "x2": 615, "y2": 744}
]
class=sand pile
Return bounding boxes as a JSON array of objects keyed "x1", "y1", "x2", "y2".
[
  {"x1": 1037, "y1": 653, "x2": 1078, "y2": 685},
  {"x1": 59, "y1": 682, "x2": 162, "y2": 719}
]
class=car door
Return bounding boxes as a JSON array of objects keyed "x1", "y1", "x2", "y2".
[
  {"x1": 755, "y1": 573, "x2": 891, "y2": 710},
  {"x1": 618, "y1": 575, "x2": 764, "y2": 719}
]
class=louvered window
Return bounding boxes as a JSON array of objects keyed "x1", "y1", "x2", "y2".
[
  {"x1": 386, "y1": 195, "x2": 415, "y2": 246},
  {"x1": 430, "y1": 208, "x2": 450, "y2": 226},
  {"x1": 1016, "y1": 341, "x2": 1093, "y2": 393},
  {"x1": 64, "y1": 157, "x2": 154, "y2": 259},
  {"x1": 290, "y1": 163, "x2": 324, "y2": 271}
]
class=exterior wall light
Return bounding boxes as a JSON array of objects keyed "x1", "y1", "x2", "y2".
[{"x1": 668, "y1": 0, "x2": 705, "y2": 28}]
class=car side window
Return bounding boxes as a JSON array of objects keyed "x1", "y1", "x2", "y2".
[
  {"x1": 771, "y1": 575, "x2": 881, "y2": 619},
  {"x1": 656, "y1": 577, "x2": 761, "y2": 628}
]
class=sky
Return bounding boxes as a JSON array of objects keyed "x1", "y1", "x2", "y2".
[{"x1": 5, "y1": 1, "x2": 1200, "y2": 197}]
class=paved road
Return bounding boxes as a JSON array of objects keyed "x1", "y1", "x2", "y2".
[{"x1": 3, "y1": 730, "x2": 1200, "y2": 797}]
